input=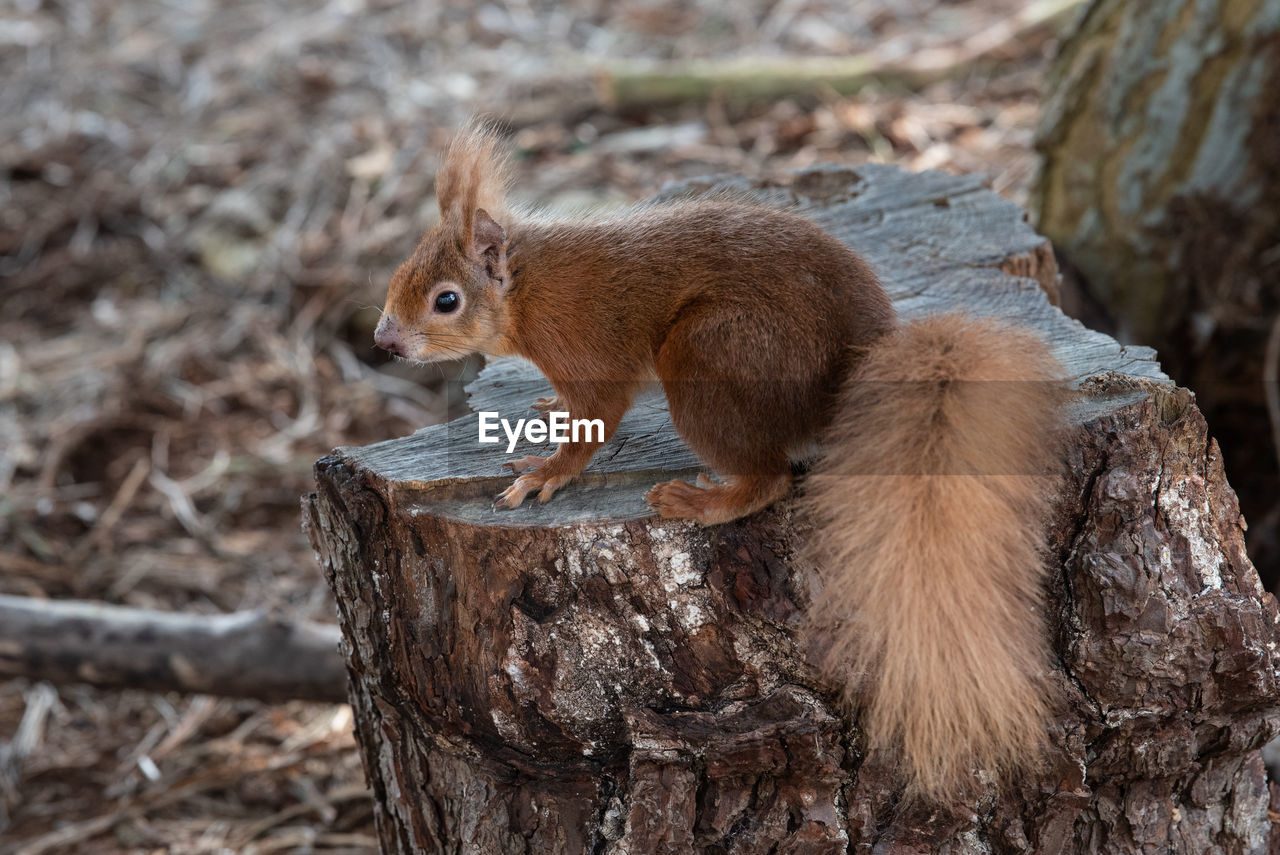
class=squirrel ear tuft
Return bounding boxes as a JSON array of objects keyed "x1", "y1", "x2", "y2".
[{"x1": 472, "y1": 208, "x2": 506, "y2": 258}]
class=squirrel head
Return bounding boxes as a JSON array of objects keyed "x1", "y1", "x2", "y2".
[
  {"x1": 375, "y1": 206, "x2": 512, "y2": 363},
  {"x1": 376, "y1": 120, "x2": 513, "y2": 363}
]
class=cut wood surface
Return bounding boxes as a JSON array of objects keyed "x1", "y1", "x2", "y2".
[
  {"x1": 0, "y1": 594, "x2": 346, "y2": 704},
  {"x1": 303, "y1": 164, "x2": 1280, "y2": 853}
]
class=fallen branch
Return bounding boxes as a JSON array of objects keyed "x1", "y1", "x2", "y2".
[
  {"x1": 599, "y1": 0, "x2": 1087, "y2": 108},
  {"x1": 0, "y1": 595, "x2": 346, "y2": 703}
]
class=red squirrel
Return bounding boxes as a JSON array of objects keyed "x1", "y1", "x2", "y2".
[{"x1": 374, "y1": 121, "x2": 1065, "y2": 800}]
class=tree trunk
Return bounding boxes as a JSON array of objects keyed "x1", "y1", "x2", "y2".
[
  {"x1": 1032, "y1": 0, "x2": 1280, "y2": 586},
  {"x1": 303, "y1": 165, "x2": 1280, "y2": 853}
]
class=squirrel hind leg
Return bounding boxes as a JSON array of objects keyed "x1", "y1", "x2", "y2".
[{"x1": 646, "y1": 472, "x2": 791, "y2": 525}]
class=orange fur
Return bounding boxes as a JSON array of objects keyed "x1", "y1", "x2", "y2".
[
  {"x1": 434, "y1": 117, "x2": 512, "y2": 237},
  {"x1": 801, "y1": 316, "x2": 1064, "y2": 799},
  {"x1": 378, "y1": 123, "x2": 1066, "y2": 799}
]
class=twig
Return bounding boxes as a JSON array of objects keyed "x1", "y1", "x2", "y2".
[
  {"x1": 13, "y1": 808, "x2": 126, "y2": 855},
  {"x1": 0, "y1": 682, "x2": 59, "y2": 834},
  {"x1": 228, "y1": 784, "x2": 368, "y2": 849},
  {"x1": 68, "y1": 453, "x2": 150, "y2": 567},
  {"x1": 12, "y1": 755, "x2": 322, "y2": 855}
]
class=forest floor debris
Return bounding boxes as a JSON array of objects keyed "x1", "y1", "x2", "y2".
[{"x1": 1, "y1": 0, "x2": 1064, "y2": 849}]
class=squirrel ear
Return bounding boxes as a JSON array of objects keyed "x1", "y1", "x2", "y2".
[{"x1": 471, "y1": 208, "x2": 506, "y2": 258}]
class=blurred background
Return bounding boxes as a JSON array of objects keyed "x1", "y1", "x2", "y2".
[{"x1": 2, "y1": 0, "x2": 1276, "y2": 851}]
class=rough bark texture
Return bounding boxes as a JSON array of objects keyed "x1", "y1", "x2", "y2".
[
  {"x1": 0, "y1": 594, "x2": 346, "y2": 703},
  {"x1": 303, "y1": 165, "x2": 1280, "y2": 853},
  {"x1": 1032, "y1": 0, "x2": 1280, "y2": 585}
]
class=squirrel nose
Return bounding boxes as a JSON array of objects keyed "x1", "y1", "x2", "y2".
[{"x1": 374, "y1": 315, "x2": 405, "y2": 357}]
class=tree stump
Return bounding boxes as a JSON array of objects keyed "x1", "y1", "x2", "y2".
[{"x1": 303, "y1": 165, "x2": 1280, "y2": 853}]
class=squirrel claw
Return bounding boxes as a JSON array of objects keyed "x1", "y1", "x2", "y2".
[
  {"x1": 497, "y1": 470, "x2": 570, "y2": 509},
  {"x1": 530, "y1": 396, "x2": 562, "y2": 417},
  {"x1": 536, "y1": 474, "x2": 570, "y2": 504},
  {"x1": 493, "y1": 490, "x2": 523, "y2": 511},
  {"x1": 503, "y1": 455, "x2": 548, "y2": 475},
  {"x1": 495, "y1": 475, "x2": 537, "y2": 510}
]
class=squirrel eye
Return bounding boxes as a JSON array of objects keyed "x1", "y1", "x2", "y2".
[{"x1": 433, "y1": 290, "x2": 459, "y2": 313}]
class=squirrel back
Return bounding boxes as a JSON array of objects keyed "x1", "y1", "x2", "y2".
[{"x1": 801, "y1": 314, "x2": 1064, "y2": 799}]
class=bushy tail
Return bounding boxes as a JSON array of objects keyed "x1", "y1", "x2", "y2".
[{"x1": 801, "y1": 314, "x2": 1065, "y2": 800}]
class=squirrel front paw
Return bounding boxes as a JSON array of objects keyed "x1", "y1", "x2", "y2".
[
  {"x1": 495, "y1": 469, "x2": 571, "y2": 509},
  {"x1": 530, "y1": 396, "x2": 562, "y2": 417},
  {"x1": 503, "y1": 455, "x2": 548, "y2": 475},
  {"x1": 495, "y1": 474, "x2": 537, "y2": 509}
]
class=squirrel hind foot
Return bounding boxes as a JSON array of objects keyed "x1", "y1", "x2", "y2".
[{"x1": 645, "y1": 473, "x2": 791, "y2": 525}]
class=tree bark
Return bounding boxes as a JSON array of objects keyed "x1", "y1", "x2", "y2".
[
  {"x1": 304, "y1": 165, "x2": 1280, "y2": 853},
  {"x1": 0, "y1": 594, "x2": 346, "y2": 703},
  {"x1": 1032, "y1": 0, "x2": 1280, "y2": 585}
]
